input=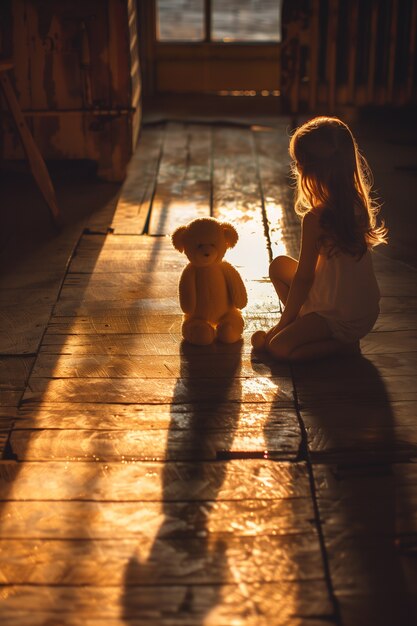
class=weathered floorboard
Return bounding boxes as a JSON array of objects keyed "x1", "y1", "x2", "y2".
[
  {"x1": 296, "y1": 374, "x2": 417, "y2": 404},
  {"x1": 0, "y1": 460, "x2": 310, "y2": 501},
  {"x1": 45, "y1": 313, "x2": 279, "y2": 336},
  {"x1": 0, "y1": 304, "x2": 54, "y2": 355},
  {"x1": 0, "y1": 583, "x2": 332, "y2": 626},
  {"x1": 38, "y1": 332, "x2": 270, "y2": 356},
  {"x1": 23, "y1": 376, "x2": 294, "y2": 405},
  {"x1": 148, "y1": 123, "x2": 211, "y2": 235},
  {"x1": 31, "y1": 352, "x2": 290, "y2": 379},
  {"x1": 0, "y1": 497, "x2": 315, "y2": 540},
  {"x1": 15, "y1": 401, "x2": 297, "y2": 431},
  {"x1": 254, "y1": 126, "x2": 300, "y2": 260},
  {"x1": 0, "y1": 357, "x2": 35, "y2": 387},
  {"x1": 314, "y1": 463, "x2": 417, "y2": 626},
  {"x1": 212, "y1": 126, "x2": 271, "y2": 281},
  {"x1": 0, "y1": 534, "x2": 324, "y2": 586},
  {"x1": 110, "y1": 127, "x2": 165, "y2": 235},
  {"x1": 9, "y1": 425, "x2": 300, "y2": 461},
  {"x1": 360, "y1": 330, "x2": 417, "y2": 354}
]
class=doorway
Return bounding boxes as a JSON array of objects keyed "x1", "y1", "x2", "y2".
[{"x1": 138, "y1": 0, "x2": 283, "y2": 114}]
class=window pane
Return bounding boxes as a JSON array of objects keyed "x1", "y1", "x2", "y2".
[
  {"x1": 157, "y1": 0, "x2": 205, "y2": 41},
  {"x1": 212, "y1": 0, "x2": 282, "y2": 42}
]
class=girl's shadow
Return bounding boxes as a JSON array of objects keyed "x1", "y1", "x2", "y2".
[
  {"x1": 259, "y1": 351, "x2": 416, "y2": 625},
  {"x1": 122, "y1": 340, "x2": 242, "y2": 623}
]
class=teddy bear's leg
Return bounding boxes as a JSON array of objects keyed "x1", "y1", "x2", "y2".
[
  {"x1": 216, "y1": 309, "x2": 244, "y2": 344},
  {"x1": 182, "y1": 318, "x2": 215, "y2": 346}
]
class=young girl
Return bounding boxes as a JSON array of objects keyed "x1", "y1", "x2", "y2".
[{"x1": 253, "y1": 116, "x2": 387, "y2": 361}]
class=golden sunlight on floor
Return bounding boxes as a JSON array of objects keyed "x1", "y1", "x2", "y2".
[{"x1": 1, "y1": 120, "x2": 417, "y2": 625}]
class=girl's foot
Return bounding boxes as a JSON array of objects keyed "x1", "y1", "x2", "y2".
[{"x1": 251, "y1": 330, "x2": 267, "y2": 349}]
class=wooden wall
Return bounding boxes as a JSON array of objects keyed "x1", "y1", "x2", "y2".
[
  {"x1": 282, "y1": 0, "x2": 417, "y2": 114},
  {"x1": 0, "y1": 0, "x2": 141, "y2": 181}
]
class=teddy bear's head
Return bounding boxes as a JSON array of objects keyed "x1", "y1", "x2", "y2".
[{"x1": 172, "y1": 217, "x2": 238, "y2": 267}]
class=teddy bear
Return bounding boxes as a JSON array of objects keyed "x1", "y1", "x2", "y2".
[{"x1": 172, "y1": 217, "x2": 248, "y2": 346}]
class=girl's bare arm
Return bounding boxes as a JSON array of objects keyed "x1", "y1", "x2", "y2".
[{"x1": 275, "y1": 211, "x2": 320, "y2": 330}]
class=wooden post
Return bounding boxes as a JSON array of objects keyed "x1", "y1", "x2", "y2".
[
  {"x1": 367, "y1": 0, "x2": 378, "y2": 103},
  {"x1": 407, "y1": 0, "x2": 417, "y2": 101},
  {"x1": 127, "y1": 0, "x2": 141, "y2": 148},
  {"x1": 327, "y1": 0, "x2": 338, "y2": 113},
  {"x1": 106, "y1": 0, "x2": 132, "y2": 181},
  {"x1": 309, "y1": 0, "x2": 319, "y2": 112},
  {"x1": 347, "y1": 0, "x2": 358, "y2": 103},
  {"x1": 386, "y1": 0, "x2": 398, "y2": 104},
  {"x1": 204, "y1": 0, "x2": 211, "y2": 42},
  {"x1": 139, "y1": 0, "x2": 157, "y2": 97}
]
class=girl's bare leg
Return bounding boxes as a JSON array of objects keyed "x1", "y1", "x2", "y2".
[
  {"x1": 289, "y1": 338, "x2": 359, "y2": 361},
  {"x1": 269, "y1": 255, "x2": 298, "y2": 305},
  {"x1": 267, "y1": 313, "x2": 353, "y2": 361}
]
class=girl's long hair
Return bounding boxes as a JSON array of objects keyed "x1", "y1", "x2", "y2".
[{"x1": 289, "y1": 116, "x2": 388, "y2": 258}]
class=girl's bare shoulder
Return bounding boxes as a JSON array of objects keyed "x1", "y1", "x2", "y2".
[{"x1": 302, "y1": 209, "x2": 322, "y2": 230}]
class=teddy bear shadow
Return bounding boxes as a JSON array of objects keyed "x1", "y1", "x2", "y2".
[
  {"x1": 121, "y1": 340, "x2": 243, "y2": 624},
  {"x1": 253, "y1": 350, "x2": 416, "y2": 624}
]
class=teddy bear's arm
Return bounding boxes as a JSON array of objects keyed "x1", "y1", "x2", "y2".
[
  {"x1": 222, "y1": 262, "x2": 248, "y2": 309},
  {"x1": 178, "y1": 264, "x2": 197, "y2": 314}
]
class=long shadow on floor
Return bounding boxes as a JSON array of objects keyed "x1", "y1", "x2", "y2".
[
  {"x1": 122, "y1": 341, "x2": 242, "y2": 624},
  {"x1": 265, "y1": 354, "x2": 416, "y2": 626}
]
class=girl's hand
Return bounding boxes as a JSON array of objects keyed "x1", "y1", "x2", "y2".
[{"x1": 265, "y1": 320, "x2": 284, "y2": 344}]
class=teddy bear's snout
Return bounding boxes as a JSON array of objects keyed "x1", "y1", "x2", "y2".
[{"x1": 197, "y1": 243, "x2": 217, "y2": 262}]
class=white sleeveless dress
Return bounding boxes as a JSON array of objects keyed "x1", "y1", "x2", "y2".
[{"x1": 300, "y1": 249, "x2": 380, "y2": 343}]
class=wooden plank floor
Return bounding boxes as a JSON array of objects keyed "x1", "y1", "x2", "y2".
[{"x1": 1, "y1": 120, "x2": 417, "y2": 626}]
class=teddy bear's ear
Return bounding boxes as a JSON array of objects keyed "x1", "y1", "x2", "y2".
[
  {"x1": 221, "y1": 222, "x2": 239, "y2": 248},
  {"x1": 172, "y1": 225, "x2": 187, "y2": 253}
]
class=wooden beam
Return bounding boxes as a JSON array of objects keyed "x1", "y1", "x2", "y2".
[
  {"x1": 367, "y1": 0, "x2": 379, "y2": 103},
  {"x1": 347, "y1": 0, "x2": 358, "y2": 103},
  {"x1": 308, "y1": 0, "x2": 320, "y2": 112},
  {"x1": 407, "y1": 0, "x2": 417, "y2": 100},
  {"x1": 327, "y1": 0, "x2": 338, "y2": 113},
  {"x1": 0, "y1": 71, "x2": 60, "y2": 225},
  {"x1": 139, "y1": 0, "x2": 157, "y2": 96},
  {"x1": 204, "y1": 0, "x2": 212, "y2": 42},
  {"x1": 387, "y1": 0, "x2": 399, "y2": 103}
]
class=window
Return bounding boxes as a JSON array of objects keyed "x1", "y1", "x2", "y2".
[
  {"x1": 212, "y1": 0, "x2": 281, "y2": 42},
  {"x1": 157, "y1": 0, "x2": 205, "y2": 41},
  {"x1": 156, "y1": 0, "x2": 282, "y2": 42}
]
